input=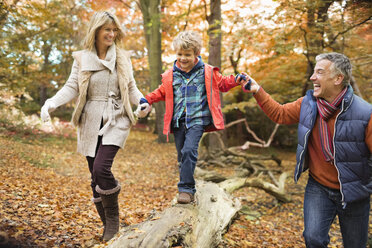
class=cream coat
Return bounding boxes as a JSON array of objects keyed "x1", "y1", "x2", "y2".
[{"x1": 47, "y1": 44, "x2": 143, "y2": 157}]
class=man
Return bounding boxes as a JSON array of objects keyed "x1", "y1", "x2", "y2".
[{"x1": 243, "y1": 52, "x2": 372, "y2": 247}]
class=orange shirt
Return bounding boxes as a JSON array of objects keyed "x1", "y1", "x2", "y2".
[{"x1": 254, "y1": 88, "x2": 372, "y2": 189}]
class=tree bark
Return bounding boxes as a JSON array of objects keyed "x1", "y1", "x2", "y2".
[
  {"x1": 207, "y1": 0, "x2": 221, "y2": 69},
  {"x1": 39, "y1": 41, "x2": 52, "y2": 106},
  {"x1": 138, "y1": 0, "x2": 166, "y2": 142},
  {"x1": 107, "y1": 181, "x2": 241, "y2": 248},
  {"x1": 218, "y1": 172, "x2": 291, "y2": 203},
  {"x1": 206, "y1": 0, "x2": 223, "y2": 152}
]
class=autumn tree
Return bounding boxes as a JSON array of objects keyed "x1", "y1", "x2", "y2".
[
  {"x1": 136, "y1": 0, "x2": 166, "y2": 142},
  {"x1": 220, "y1": 0, "x2": 371, "y2": 147},
  {"x1": 266, "y1": 0, "x2": 372, "y2": 96},
  {"x1": 0, "y1": 0, "x2": 83, "y2": 116}
]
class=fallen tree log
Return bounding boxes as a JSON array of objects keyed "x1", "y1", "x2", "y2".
[
  {"x1": 194, "y1": 167, "x2": 227, "y2": 183},
  {"x1": 107, "y1": 181, "x2": 241, "y2": 248},
  {"x1": 195, "y1": 167, "x2": 291, "y2": 203},
  {"x1": 218, "y1": 172, "x2": 291, "y2": 203}
]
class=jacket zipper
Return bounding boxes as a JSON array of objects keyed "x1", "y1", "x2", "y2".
[
  {"x1": 295, "y1": 128, "x2": 312, "y2": 182},
  {"x1": 185, "y1": 77, "x2": 188, "y2": 128},
  {"x1": 210, "y1": 68, "x2": 213, "y2": 109},
  {"x1": 295, "y1": 99, "x2": 316, "y2": 182},
  {"x1": 333, "y1": 96, "x2": 353, "y2": 207}
]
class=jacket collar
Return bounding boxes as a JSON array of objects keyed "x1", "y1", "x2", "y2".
[
  {"x1": 80, "y1": 43, "x2": 116, "y2": 72},
  {"x1": 173, "y1": 56, "x2": 204, "y2": 77},
  {"x1": 308, "y1": 85, "x2": 353, "y2": 107},
  {"x1": 342, "y1": 85, "x2": 353, "y2": 107}
]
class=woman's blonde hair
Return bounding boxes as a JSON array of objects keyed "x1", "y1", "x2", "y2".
[
  {"x1": 83, "y1": 11, "x2": 125, "y2": 51},
  {"x1": 172, "y1": 31, "x2": 202, "y2": 55}
]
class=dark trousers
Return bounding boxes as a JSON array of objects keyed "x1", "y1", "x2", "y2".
[
  {"x1": 86, "y1": 135, "x2": 120, "y2": 198},
  {"x1": 173, "y1": 121, "x2": 204, "y2": 194}
]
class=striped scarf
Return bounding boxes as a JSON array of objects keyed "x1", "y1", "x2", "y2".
[{"x1": 316, "y1": 87, "x2": 347, "y2": 162}]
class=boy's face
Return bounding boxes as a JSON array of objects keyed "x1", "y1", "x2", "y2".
[{"x1": 176, "y1": 48, "x2": 198, "y2": 73}]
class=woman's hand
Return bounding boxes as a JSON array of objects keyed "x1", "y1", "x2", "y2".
[
  {"x1": 134, "y1": 98, "x2": 152, "y2": 118},
  {"x1": 40, "y1": 100, "x2": 56, "y2": 122}
]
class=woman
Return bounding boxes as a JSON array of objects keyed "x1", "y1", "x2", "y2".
[{"x1": 40, "y1": 11, "x2": 151, "y2": 241}]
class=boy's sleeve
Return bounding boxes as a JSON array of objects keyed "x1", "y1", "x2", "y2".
[
  {"x1": 145, "y1": 83, "x2": 166, "y2": 104},
  {"x1": 217, "y1": 73, "x2": 239, "y2": 92}
]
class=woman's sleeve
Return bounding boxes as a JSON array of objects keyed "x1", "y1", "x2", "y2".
[
  {"x1": 48, "y1": 60, "x2": 80, "y2": 108},
  {"x1": 127, "y1": 58, "x2": 144, "y2": 105}
]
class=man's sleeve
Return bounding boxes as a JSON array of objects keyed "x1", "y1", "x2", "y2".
[{"x1": 254, "y1": 87, "x2": 302, "y2": 125}]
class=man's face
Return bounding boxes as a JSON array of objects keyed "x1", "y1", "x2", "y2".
[
  {"x1": 176, "y1": 48, "x2": 198, "y2": 73},
  {"x1": 310, "y1": 59, "x2": 342, "y2": 102}
]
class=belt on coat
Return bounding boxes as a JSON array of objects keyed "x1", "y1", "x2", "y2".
[{"x1": 88, "y1": 92, "x2": 122, "y2": 136}]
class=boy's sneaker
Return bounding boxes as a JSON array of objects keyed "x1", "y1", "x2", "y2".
[{"x1": 177, "y1": 192, "x2": 194, "y2": 204}]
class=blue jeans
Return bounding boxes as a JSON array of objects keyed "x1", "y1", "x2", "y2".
[
  {"x1": 173, "y1": 122, "x2": 204, "y2": 194},
  {"x1": 303, "y1": 176, "x2": 370, "y2": 248}
]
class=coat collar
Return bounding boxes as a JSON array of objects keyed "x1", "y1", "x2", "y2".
[
  {"x1": 80, "y1": 43, "x2": 116, "y2": 72},
  {"x1": 308, "y1": 85, "x2": 354, "y2": 107},
  {"x1": 342, "y1": 85, "x2": 354, "y2": 107}
]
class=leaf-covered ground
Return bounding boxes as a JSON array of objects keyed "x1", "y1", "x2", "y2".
[{"x1": 0, "y1": 124, "x2": 370, "y2": 247}]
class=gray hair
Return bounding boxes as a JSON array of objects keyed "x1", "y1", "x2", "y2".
[
  {"x1": 172, "y1": 31, "x2": 202, "y2": 55},
  {"x1": 315, "y1": 52, "x2": 352, "y2": 86}
]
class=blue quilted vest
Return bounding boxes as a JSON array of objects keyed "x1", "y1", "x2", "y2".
[{"x1": 294, "y1": 86, "x2": 372, "y2": 204}]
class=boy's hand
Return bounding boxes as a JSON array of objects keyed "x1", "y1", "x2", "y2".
[
  {"x1": 240, "y1": 73, "x2": 260, "y2": 94},
  {"x1": 139, "y1": 98, "x2": 148, "y2": 110},
  {"x1": 134, "y1": 98, "x2": 151, "y2": 118},
  {"x1": 235, "y1": 73, "x2": 247, "y2": 85}
]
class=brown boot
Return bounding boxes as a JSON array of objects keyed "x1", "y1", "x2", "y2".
[
  {"x1": 93, "y1": 197, "x2": 106, "y2": 238},
  {"x1": 177, "y1": 192, "x2": 194, "y2": 204},
  {"x1": 96, "y1": 183, "x2": 121, "y2": 242}
]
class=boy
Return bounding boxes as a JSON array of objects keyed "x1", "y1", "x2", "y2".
[{"x1": 139, "y1": 31, "x2": 246, "y2": 204}]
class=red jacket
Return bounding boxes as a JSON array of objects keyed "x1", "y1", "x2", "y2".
[{"x1": 145, "y1": 63, "x2": 239, "y2": 135}]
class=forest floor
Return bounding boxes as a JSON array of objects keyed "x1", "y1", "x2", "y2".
[{"x1": 0, "y1": 122, "x2": 370, "y2": 248}]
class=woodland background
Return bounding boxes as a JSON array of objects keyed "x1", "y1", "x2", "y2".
[{"x1": 0, "y1": 0, "x2": 371, "y2": 247}]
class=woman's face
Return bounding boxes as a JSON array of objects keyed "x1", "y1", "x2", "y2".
[{"x1": 96, "y1": 22, "x2": 118, "y2": 50}]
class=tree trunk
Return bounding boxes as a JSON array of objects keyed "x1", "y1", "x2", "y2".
[
  {"x1": 302, "y1": 0, "x2": 335, "y2": 96},
  {"x1": 39, "y1": 41, "x2": 52, "y2": 105},
  {"x1": 107, "y1": 181, "x2": 241, "y2": 248},
  {"x1": 207, "y1": 0, "x2": 221, "y2": 69},
  {"x1": 206, "y1": 0, "x2": 223, "y2": 152},
  {"x1": 138, "y1": 0, "x2": 166, "y2": 142}
]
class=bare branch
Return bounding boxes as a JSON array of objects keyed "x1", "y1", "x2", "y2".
[
  {"x1": 325, "y1": 15, "x2": 372, "y2": 47},
  {"x1": 299, "y1": 26, "x2": 312, "y2": 65},
  {"x1": 183, "y1": 0, "x2": 194, "y2": 31},
  {"x1": 201, "y1": 0, "x2": 209, "y2": 23},
  {"x1": 117, "y1": 0, "x2": 135, "y2": 9}
]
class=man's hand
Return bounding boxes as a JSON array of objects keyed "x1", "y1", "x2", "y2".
[
  {"x1": 40, "y1": 100, "x2": 56, "y2": 122},
  {"x1": 240, "y1": 73, "x2": 260, "y2": 94}
]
